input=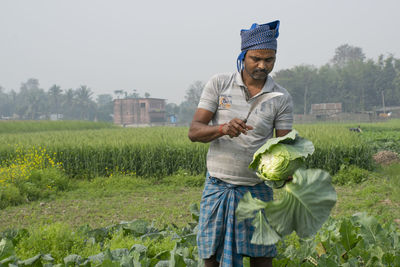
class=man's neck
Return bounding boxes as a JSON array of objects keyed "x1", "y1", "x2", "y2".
[{"x1": 242, "y1": 71, "x2": 267, "y2": 98}]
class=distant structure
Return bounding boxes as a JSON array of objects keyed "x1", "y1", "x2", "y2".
[
  {"x1": 113, "y1": 98, "x2": 166, "y2": 126},
  {"x1": 310, "y1": 103, "x2": 342, "y2": 119},
  {"x1": 375, "y1": 106, "x2": 400, "y2": 118}
]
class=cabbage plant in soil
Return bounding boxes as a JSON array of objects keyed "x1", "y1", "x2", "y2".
[{"x1": 236, "y1": 130, "x2": 337, "y2": 245}]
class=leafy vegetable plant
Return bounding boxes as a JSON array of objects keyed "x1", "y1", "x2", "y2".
[
  {"x1": 237, "y1": 130, "x2": 337, "y2": 246},
  {"x1": 249, "y1": 130, "x2": 314, "y2": 188}
]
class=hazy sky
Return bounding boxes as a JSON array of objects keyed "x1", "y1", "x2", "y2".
[{"x1": 1, "y1": 0, "x2": 399, "y2": 104}]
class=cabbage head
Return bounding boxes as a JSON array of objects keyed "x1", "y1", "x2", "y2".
[
  {"x1": 250, "y1": 130, "x2": 315, "y2": 188},
  {"x1": 257, "y1": 144, "x2": 304, "y2": 181}
]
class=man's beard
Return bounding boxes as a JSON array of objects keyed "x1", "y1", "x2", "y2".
[{"x1": 247, "y1": 68, "x2": 269, "y2": 80}]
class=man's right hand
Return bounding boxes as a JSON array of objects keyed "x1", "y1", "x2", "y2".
[{"x1": 221, "y1": 118, "x2": 254, "y2": 138}]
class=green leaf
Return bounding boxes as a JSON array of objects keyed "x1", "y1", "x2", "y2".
[
  {"x1": 250, "y1": 210, "x2": 281, "y2": 245},
  {"x1": 111, "y1": 248, "x2": 129, "y2": 261},
  {"x1": 249, "y1": 130, "x2": 314, "y2": 170},
  {"x1": 169, "y1": 252, "x2": 186, "y2": 267},
  {"x1": 235, "y1": 192, "x2": 268, "y2": 222},
  {"x1": 284, "y1": 137, "x2": 315, "y2": 160},
  {"x1": 339, "y1": 218, "x2": 361, "y2": 251},
  {"x1": 154, "y1": 260, "x2": 169, "y2": 267},
  {"x1": 41, "y1": 254, "x2": 54, "y2": 262},
  {"x1": 352, "y1": 212, "x2": 387, "y2": 247},
  {"x1": 122, "y1": 219, "x2": 150, "y2": 236},
  {"x1": 0, "y1": 238, "x2": 15, "y2": 261},
  {"x1": 263, "y1": 179, "x2": 287, "y2": 189},
  {"x1": 87, "y1": 252, "x2": 105, "y2": 264},
  {"x1": 153, "y1": 250, "x2": 170, "y2": 261},
  {"x1": 64, "y1": 254, "x2": 83, "y2": 266},
  {"x1": 0, "y1": 255, "x2": 18, "y2": 266},
  {"x1": 341, "y1": 257, "x2": 360, "y2": 267},
  {"x1": 189, "y1": 203, "x2": 200, "y2": 221},
  {"x1": 17, "y1": 254, "x2": 43, "y2": 266},
  {"x1": 315, "y1": 254, "x2": 339, "y2": 267},
  {"x1": 120, "y1": 254, "x2": 135, "y2": 267},
  {"x1": 264, "y1": 168, "x2": 337, "y2": 238},
  {"x1": 129, "y1": 244, "x2": 148, "y2": 255}
]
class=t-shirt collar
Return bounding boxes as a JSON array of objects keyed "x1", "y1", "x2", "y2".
[{"x1": 234, "y1": 71, "x2": 275, "y2": 93}]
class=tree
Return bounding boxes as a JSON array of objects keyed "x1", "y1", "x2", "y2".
[
  {"x1": 166, "y1": 103, "x2": 180, "y2": 116},
  {"x1": 331, "y1": 44, "x2": 365, "y2": 67},
  {"x1": 145, "y1": 92, "x2": 151, "y2": 98},
  {"x1": 62, "y1": 89, "x2": 76, "y2": 119},
  {"x1": 97, "y1": 94, "x2": 113, "y2": 106},
  {"x1": 75, "y1": 85, "x2": 95, "y2": 120},
  {"x1": 114, "y1": 90, "x2": 124, "y2": 99},
  {"x1": 274, "y1": 65, "x2": 317, "y2": 114},
  {"x1": 25, "y1": 88, "x2": 48, "y2": 119},
  {"x1": 96, "y1": 94, "x2": 114, "y2": 122},
  {"x1": 15, "y1": 78, "x2": 48, "y2": 119},
  {"x1": 177, "y1": 81, "x2": 205, "y2": 124},
  {"x1": 20, "y1": 78, "x2": 40, "y2": 91},
  {"x1": 48, "y1": 84, "x2": 63, "y2": 116},
  {"x1": 129, "y1": 89, "x2": 140, "y2": 98},
  {"x1": 184, "y1": 81, "x2": 204, "y2": 106},
  {"x1": 0, "y1": 86, "x2": 12, "y2": 117}
]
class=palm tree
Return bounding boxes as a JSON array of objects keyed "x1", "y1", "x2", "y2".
[
  {"x1": 75, "y1": 85, "x2": 94, "y2": 120},
  {"x1": 62, "y1": 89, "x2": 76, "y2": 119},
  {"x1": 48, "y1": 84, "x2": 63, "y2": 117}
]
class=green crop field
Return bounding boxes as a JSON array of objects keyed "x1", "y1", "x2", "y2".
[
  {"x1": 2, "y1": 120, "x2": 395, "y2": 179},
  {"x1": 0, "y1": 119, "x2": 399, "y2": 266},
  {"x1": 0, "y1": 120, "x2": 116, "y2": 134}
]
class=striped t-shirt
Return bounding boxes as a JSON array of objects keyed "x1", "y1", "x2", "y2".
[{"x1": 198, "y1": 72, "x2": 293, "y2": 186}]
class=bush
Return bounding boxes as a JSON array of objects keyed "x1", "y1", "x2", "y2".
[
  {"x1": 15, "y1": 222, "x2": 99, "y2": 263},
  {"x1": 0, "y1": 168, "x2": 70, "y2": 208},
  {"x1": 0, "y1": 184, "x2": 24, "y2": 209},
  {"x1": 12, "y1": 168, "x2": 70, "y2": 203},
  {"x1": 332, "y1": 165, "x2": 371, "y2": 185}
]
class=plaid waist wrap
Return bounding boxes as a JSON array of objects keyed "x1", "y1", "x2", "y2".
[{"x1": 197, "y1": 174, "x2": 277, "y2": 267}]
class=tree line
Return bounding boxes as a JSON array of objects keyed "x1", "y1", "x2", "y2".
[
  {"x1": 274, "y1": 44, "x2": 400, "y2": 114},
  {"x1": 0, "y1": 79, "x2": 113, "y2": 121},
  {"x1": 1, "y1": 44, "x2": 399, "y2": 123},
  {"x1": 173, "y1": 44, "x2": 400, "y2": 123}
]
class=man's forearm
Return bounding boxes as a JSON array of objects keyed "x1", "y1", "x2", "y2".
[{"x1": 188, "y1": 121, "x2": 223, "y2": 143}]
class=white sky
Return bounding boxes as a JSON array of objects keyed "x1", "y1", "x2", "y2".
[{"x1": 1, "y1": 0, "x2": 399, "y2": 104}]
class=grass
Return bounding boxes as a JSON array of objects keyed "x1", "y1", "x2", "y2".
[
  {"x1": 0, "y1": 174, "x2": 204, "y2": 232},
  {"x1": 332, "y1": 163, "x2": 400, "y2": 224},
  {"x1": 2, "y1": 163, "x2": 400, "y2": 233},
  {"x1": 0, "y1": 120, "x2": 115, "y2": 134}
]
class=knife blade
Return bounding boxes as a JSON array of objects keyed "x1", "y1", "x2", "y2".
[{"x1": 243, "y1": 92, "x2": 283, "y2": 123}]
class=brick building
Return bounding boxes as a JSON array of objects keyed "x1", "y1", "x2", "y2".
[
  {"x1": 310, "y1": 103, "x2": 342, "y2": 119},
  {"x1": 113, "y1": 98, "x2": 166, "y2": 125}
]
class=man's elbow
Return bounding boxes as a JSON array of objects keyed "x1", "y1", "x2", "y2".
[{"x1": 188, "y1": 127, "x2": 197, "y2": 142}]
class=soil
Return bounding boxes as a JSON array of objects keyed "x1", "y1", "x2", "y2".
[{"x1": 373, "y1": 150, "x2": 400, "y2": 165}]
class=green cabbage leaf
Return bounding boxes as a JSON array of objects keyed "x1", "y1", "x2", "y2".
[
  {"x1": 237, "y1": 130, "x2": 337, "y2": 246},
  {"x1": 236, "y1": 168, "x2": 337, "y2": 245},
  {"x1": 249, "y1": 130, "x2": 314, "y2": 188}
]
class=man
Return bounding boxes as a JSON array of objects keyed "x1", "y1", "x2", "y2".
[{"x1": 188, "y1": 20, "x2": 293, "y2": 267}]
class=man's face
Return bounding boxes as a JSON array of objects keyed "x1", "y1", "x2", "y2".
[{"x1": 243, "y1": 49, "x2": 276, "y2": 80}]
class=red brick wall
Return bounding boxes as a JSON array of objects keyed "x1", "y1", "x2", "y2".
[{"x1": 113, "y1": 98, "x2": 166, "y2": 125}]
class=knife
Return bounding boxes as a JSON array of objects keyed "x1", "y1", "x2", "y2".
[{"x1": 243, "y1": 92, "x2": 283, "y2": 123}]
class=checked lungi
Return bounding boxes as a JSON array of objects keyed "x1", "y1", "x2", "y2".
[{"x1": 197, "y1": 173, "x2": 277, "y2": 267}]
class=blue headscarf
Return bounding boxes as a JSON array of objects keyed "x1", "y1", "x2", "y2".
[{"x1": 237, "y1": 20, "x2": 280, "y2": 72}]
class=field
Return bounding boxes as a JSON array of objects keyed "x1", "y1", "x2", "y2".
[{"x1": 1, "y1": 120, "x2": 400, "y2": 266}]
